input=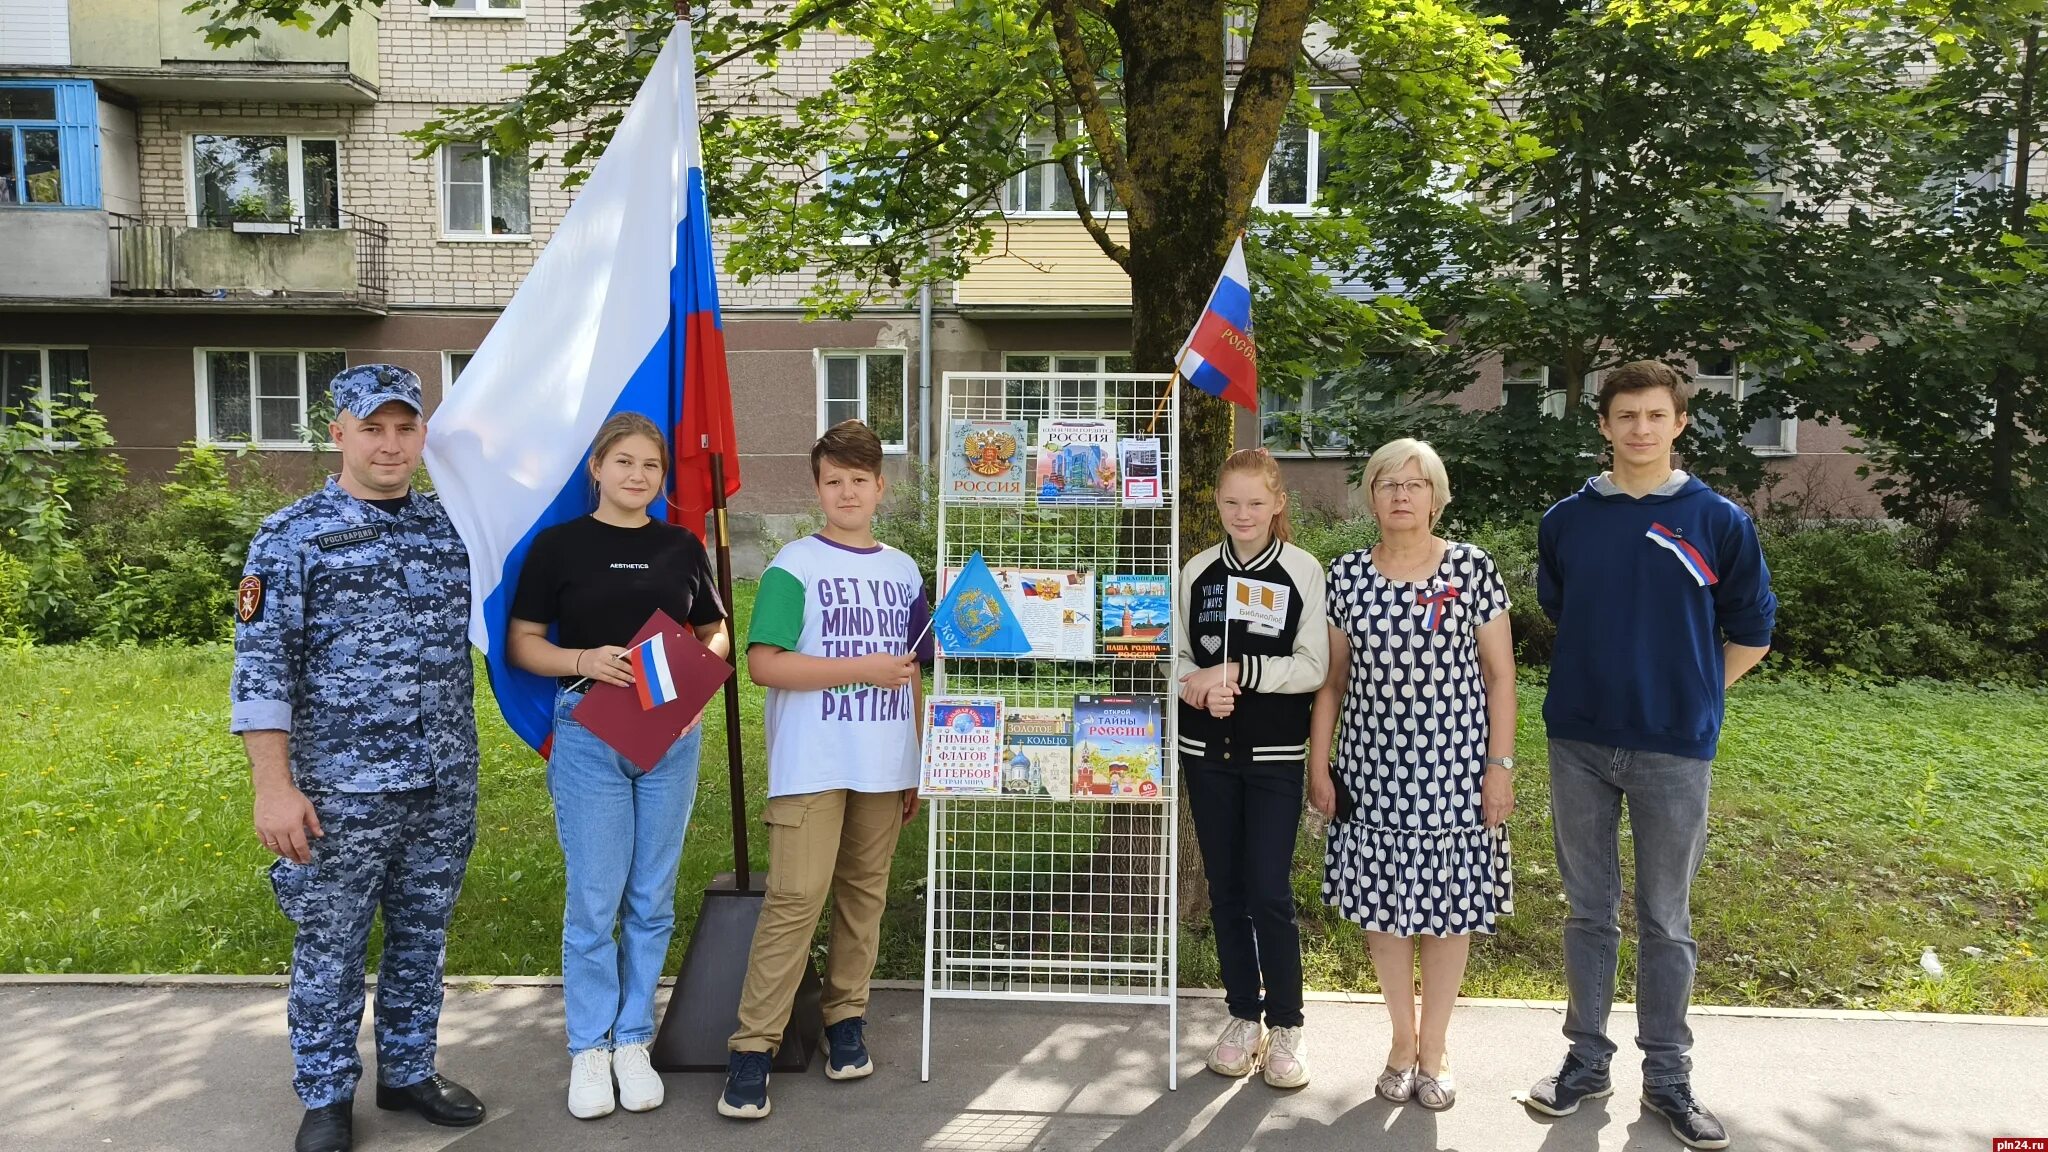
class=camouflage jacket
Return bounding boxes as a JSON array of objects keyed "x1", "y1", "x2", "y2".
[{"x1": 231, "y1": 478, "x2": 479, "y2": 794}]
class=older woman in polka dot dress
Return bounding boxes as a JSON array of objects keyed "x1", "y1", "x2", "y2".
[{"x1": 1307, "y1": 438, "x2": 1517, "y2": 1112}]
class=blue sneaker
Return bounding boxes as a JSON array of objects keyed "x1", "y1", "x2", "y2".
[
  {"x1": 824, "y1": 1017, "x2": 874, "y2": 1080},
  {"x1": 717, "y1": 1050, "x2": 771, "y2": 1119}
]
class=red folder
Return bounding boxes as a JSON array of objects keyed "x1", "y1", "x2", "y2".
[{"x1": 570, "y1": 609, "x2": 733, "y2": 771}]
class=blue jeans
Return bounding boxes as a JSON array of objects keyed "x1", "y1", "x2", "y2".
[
  {"x1": 548, "y1": 689, "x2": 703, "y2": 1055},
  {"x1": 1548, "y1": 738, "x2": 1711, "y2": 1088}
]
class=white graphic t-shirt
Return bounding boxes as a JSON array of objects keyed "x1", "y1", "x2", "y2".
[{"x1": 747, "y1": 534, "x2": 930, "y2": 797}]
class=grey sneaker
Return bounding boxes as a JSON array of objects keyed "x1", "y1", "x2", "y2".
[
  {"x1": 1516, "y1": 1052, "x2": 1614, "y2": 1117},
  {"x1": 1642, "y1": 1082, "x2": 1730, "y2": 1149}
]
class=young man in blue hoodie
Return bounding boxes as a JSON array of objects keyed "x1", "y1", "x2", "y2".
[{"x1": 1518, "y1": 361, "x2": 1775, "y2": 1150}]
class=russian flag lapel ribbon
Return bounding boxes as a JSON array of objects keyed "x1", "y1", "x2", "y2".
[
  {"x1": 1416, "y1": 580, "x2": 1460, "y2": 632},
  {"x1": 1646, "y1": 523, "x2": 1719, "y2": 587}
]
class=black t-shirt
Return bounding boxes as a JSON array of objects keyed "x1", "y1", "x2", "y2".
[
  {"x1": 510, "y1": 516, "x2": 726, "y2": 650},
  {"x1": 367, "y1": 496, "x2": 411, "y2": 515}
]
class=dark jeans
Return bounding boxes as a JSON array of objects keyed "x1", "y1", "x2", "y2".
[
  {"x1": 1548, "y1": 738, "x2": 1713, "y2": 1088},
  {"x1": 1184, "y1": 755, "x2": 1305, "y2": 1029}
]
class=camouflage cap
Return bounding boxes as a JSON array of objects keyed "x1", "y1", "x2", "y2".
[{"x1": 330, "y1": 363, "x2": 425, "y2": 419}]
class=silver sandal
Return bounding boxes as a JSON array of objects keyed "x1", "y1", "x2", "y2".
[
  {"x1": 1376, "y1": 1063, "x2": 1417, "y2": 1103},
  {"x1": 1414, "y1": 1061, "x2": 1457, "y2": 1111}
]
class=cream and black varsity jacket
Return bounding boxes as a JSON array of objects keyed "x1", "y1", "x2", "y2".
[{"x1": 1172, "y1": 537, "x2": 1329, "y2": 765}]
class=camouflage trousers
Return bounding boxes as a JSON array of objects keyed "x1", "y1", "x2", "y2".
[{"x1": 269, "y1": 784, "x2": 477, "y2": 1108}]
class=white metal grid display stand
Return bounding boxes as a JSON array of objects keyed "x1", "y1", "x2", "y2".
[{"x1": 921, "y1": 370, "x2": 1181, "y2": 1090}]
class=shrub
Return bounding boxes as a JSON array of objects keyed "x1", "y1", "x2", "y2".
[{"x1": 1760, "y1": 525, "x2": 1980, "y2": 678}]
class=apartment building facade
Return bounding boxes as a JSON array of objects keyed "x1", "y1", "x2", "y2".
[{"x1": 0, "y1": 4, "x2": 1874, "y2": 530}]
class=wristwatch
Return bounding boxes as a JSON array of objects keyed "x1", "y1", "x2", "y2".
[{"x1": 1486, "y1": 756, "x2": 1516, "y2": 772}]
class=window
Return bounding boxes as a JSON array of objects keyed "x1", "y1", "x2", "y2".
[
  {"x1": 1256, "y1": 93, "x2": 1343, "y2": 212},
  {"x1": 817, "y1": 351, "x2": 908, "y2": 452},
  {"x1": 1001, "y1": 353, "x2": 1133, "y2": 430},
  {"x1": 432, "y1": 0, "x2": 523, "y2": 15},
  {"x1": 444, "y1": 351, "x2": 474, "y2": 389},
  {"x1": 1260, "y1": 376, "x2": 1358, "y2": 454},
  {"x1": 199, "y1": 350, "x2": 346, "y2": 446},
  {"x1": 0, "y1": 347, "x2": 89, "y2": 437},
  {"x1": 191, "y1": 135, "x2": 340, "y2": 228},
  {"x1": 1502, "y1": 363, "x2": 1600, "y2": 419},
  {"x1": 1, "y1": 82, "x2": 100, "y2": 208},
  {"x1": 1002, "y1": 140, "x2": 1120, "y2": 216},
  {"x1": 441, "y1": 145, "x2": 531, "y2": 238},
  {"x1": 819, "y1": 157, "x2": 902, "y2": 245},
  {"x1": 1693, "y1": 352, "x2": 1795, "y2": 454}
]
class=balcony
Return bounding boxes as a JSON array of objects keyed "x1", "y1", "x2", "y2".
[
  {"x1": 67, "y1": 0, "x2": 378, "y2": 102},
  {"x1": 952, "y1": 217, "x2": 1132, "y2": 315},
  {"x1": 104, "y1": 211, "x2": 389, "y2": 311}
]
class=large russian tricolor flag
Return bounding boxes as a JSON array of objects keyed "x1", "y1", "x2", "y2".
[
  {"x1": 423, "y1": 20, "x2": 739, "y2": 753},
  {"x1": 1175, "y1": 235, "x2": 1258, "y2": 410}
]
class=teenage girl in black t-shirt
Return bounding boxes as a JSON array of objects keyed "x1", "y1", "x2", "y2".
[{"x1": 506, "y1": 413, "x2": 730, "y2": 1121}]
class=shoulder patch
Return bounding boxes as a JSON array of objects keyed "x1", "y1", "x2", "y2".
[
  {"x1": 236, "y1": 575, "x2": 264, "y2": 623},
  {"x1": 314, "y1": 526, "x2": 381, "y2": 550}
]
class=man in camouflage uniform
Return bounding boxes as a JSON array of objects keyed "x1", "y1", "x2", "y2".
[{"x1": 232, "y1": 364, "x2": 485, "y2": 1152}]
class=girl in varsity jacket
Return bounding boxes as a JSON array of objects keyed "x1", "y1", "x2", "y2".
[{"x1": 1172, "y1": 447, "x2": 1329, "y2": 1090}]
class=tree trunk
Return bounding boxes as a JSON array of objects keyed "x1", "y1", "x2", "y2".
[
  {"x1": 1122, "y1": 0, "x2": 1234, "y2": 924},
  {"x1": 1989, "y1": 21, "x2": 2039, "y2": 519}
]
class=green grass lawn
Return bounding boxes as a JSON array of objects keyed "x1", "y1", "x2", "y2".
[{"x1": 2, "y1": 587, "x2": 2043, "y2": 1014}]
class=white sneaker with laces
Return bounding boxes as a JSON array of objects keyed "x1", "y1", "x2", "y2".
[
  {"x1": 613, "y1": 1041, "x2": 665, "y2": 1112},
  {"x1": 1206, "y1": 1017, "x2": 1263, "y2": 1077},
  {"x1": 1261, "y1": 1026, "x2": 1310, "y2": 1089},
  {"x1": 568, "y1": 1047, "x2": 615, "y2": 1119}
]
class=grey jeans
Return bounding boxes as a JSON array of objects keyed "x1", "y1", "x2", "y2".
[{"x1": 1548, "y1": 738, "x2": 1712, "y2": 1087}]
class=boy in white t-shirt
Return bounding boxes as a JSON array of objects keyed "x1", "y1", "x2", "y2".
[{"x1": 719, "y1": 420, "x2": 931, "y2": 1120}]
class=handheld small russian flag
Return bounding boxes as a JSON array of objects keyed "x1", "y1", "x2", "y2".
[
  {"x1": 627, "y1": 632, "x2": 679, "y2": 711},
  {"x1": 1175, "y1": 235, "x2": 1257, "y2": 410}
]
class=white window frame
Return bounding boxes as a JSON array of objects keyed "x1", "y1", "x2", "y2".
[
  {"x1": 818, "y1": 155, "x2": 905, "y2": 246},
  {"x1": 438, "y1": 144, "x2": 532, "y2": 241},
  {"x1": 442, "y1": 350, "x2": 474, "y2": 392},
  {"x1": 1253, "y1": 90, "x2": 1342, "y2": 214},
  {"x1": 1258, "y1": 375, "x2": 1363, "y2": 458},
  {"x1": 184, "y1": 133, "x2": 342, "y2": 227},
  {"x1": 0, "y1": 345, "x2": 91, "y2": 447},
  {"x1": 815, "y1": 349, "x2": 910, "y2": 454},
  {"x1": 1000, "y1": 138, "x2": 1124, "y2": 218},
  {"x1": 1693, "y1": 355, "x2": 1797, "y2": 456},
  {"x1": 429, "y1": 0, "x2": 525, "y2": 18},
  {"x1": 1000, "y1": 353, "x2": 1133, "y2": 425},
  {"x1": 193, "y1": 348, "x2": 346, "y2": 450},
  {"x1": 1498, "y1": 363, "x2": 1603, "y2": 419}
]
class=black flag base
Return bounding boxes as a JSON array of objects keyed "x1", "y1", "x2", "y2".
[{"x1": 650, "y1": 872, "x2": 822, "y2": 1073}]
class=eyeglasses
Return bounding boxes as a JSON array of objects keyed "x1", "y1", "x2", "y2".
[{"x1": 1372, "y1": 479, "x2": 1433, "y2": 498}]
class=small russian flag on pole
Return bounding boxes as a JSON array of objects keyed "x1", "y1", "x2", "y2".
[
  {"x1": 628, "y1": 633, "x2": 679, "y2": 711},
  {"x1": 1175, "y1": 235, "x2": 1258, "y2": 410}
]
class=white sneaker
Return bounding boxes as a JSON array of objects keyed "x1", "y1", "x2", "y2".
[
  {"x1": 567, "y1": 1047, "x2": 615, "y2": 1119},
  {"x1": 1260, "y1": 1026, "x2": 1309, "y2": 1089},
  {"x1": 1206, "y1": 1017, "x2": 1263, "y2": 1077},
  {"x1": 613, "y1": 1041, "x2": 665, "y2": 1112}
]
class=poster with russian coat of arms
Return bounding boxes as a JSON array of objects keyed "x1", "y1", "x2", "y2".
[{"x1": 945, "y1": 419, "x2": 1026, "y2": 502}]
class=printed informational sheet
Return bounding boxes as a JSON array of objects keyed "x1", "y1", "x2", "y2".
[
  {"x1": 1034, "y1": 419, "x2": 1120, "y2": 504},
  {"x1": 1100, "y1": 572, "x2": 1171, "y2": 659},
  {"x1": 944, "y1": 419, "x2": 1026, "y2": 502},
  {"x1": 1070, "y1": 694, "x2": 1164, "y2": 802},
  {"x1": 920, "y1": 696, "x2": 1005, "y2": 796},
  {"x1": 941, "y1": 565, "x2": 1096, "y2": 661},
  {"x1": 1119, "y1": 438, "x2": 1162, "y2": 506},
  {"x1": 1001, "y1": 707, "x2": 1072, "y2": 800}
]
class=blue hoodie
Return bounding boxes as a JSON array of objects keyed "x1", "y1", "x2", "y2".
[{"x1": 1538, "y1": 471, "x2": 1777, "y2": 760}]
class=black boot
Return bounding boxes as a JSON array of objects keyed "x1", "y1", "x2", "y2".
[
  {"x1": 374, "y1": 1073, "x2": 485, "y2": 1127},
  {"x1": 294, "y1": 1101, "x2": 352, "y2": 1152}
]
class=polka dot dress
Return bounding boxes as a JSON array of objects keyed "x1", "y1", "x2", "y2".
[{"x1": 1322, "y1": 542, "x2": 1514, "y2": 937}]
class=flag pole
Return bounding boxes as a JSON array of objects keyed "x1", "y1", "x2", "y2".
[{"x1": 709, "y1": 451, "x2": 750, "y2": 889}]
